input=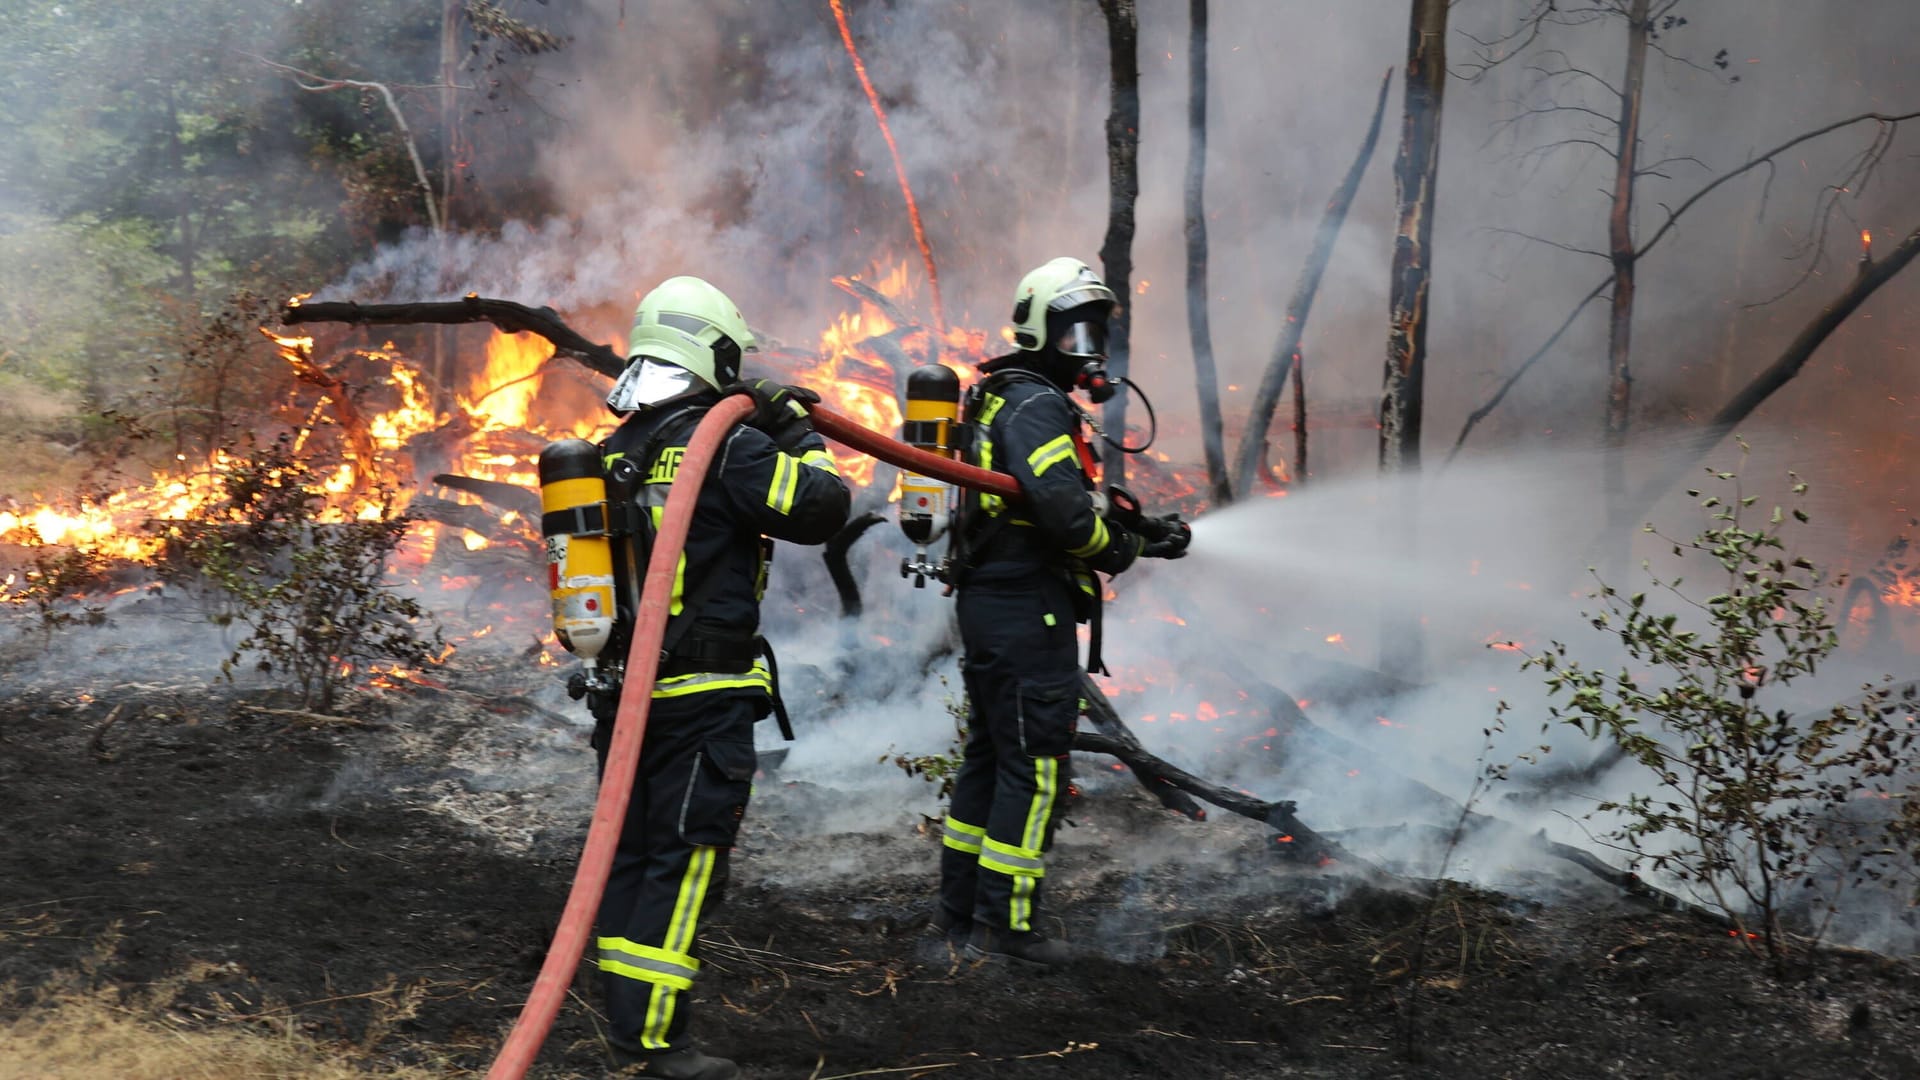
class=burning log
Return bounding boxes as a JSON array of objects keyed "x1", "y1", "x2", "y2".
[
  {"x1": 281, "y1": 296, "x2": 626, "y2": 379},
  {"x1": 1232, "y1": 68, "x2": 1392, "y2": 494}
]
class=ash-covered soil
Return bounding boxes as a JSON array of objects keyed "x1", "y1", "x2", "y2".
[{"x1": 3, "y1": 640, "x2": 1918, "y2": 1080}]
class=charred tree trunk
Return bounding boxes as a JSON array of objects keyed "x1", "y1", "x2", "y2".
[
  {"x1": 1603, "y1": 0, "x2": 1650, "y2": 519},
  {"x1": 1381, "y1": 3, "x2": 1445, "y2": 473},
  {"x1": 1291, "y1": 346, "x2": 1308, "y2": 486},
  {"x1": 1380, "y1": 3, "x2": 1446, "y2": 676},
  {"x1": 1614, "y1": 218, "x2": 1920, "y2": 533},
  {"x1": 1097, "y1": 0, "x2": 1140, "y2": 482},
  {"x1": 1235, "y1": 69, "x2": 1392, "y2": 493},
  {"x1": 1184, "y1": 0, "x2": 1229, "y2": 505}
]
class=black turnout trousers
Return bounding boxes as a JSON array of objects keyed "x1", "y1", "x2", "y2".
[
  {"x1": 939, "y1": 568, "x2": 1081, "y2": 935},
  {"x1": 590, "y1": 695, "x2": 758, "y2": 1053}
]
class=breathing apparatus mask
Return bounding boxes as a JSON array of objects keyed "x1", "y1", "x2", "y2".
[{"x1": 1046, "y1": 300, "x2": 1115, "y2": 403}]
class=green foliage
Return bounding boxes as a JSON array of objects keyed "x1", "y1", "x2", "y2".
[
  {"x1": 1522, "y1": 453, "x2": 1919, "y2": 971},
  {"x1": 887, "y1": 680, "x2": 968, "y2": 800},
  {"x1": 154, "y1": 434, "x2": 441, "y2": 713}
]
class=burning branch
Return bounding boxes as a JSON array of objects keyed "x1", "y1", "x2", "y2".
[
  {"x1": 1231, "y1": 68, "x2": 1392, "y2": 494},
  {"x1": 1614, "y1": 215, "x2": 1920, "y2": 534},
  {"x1": 280, "y1": 295, "x2": 625, "y2": 379}
]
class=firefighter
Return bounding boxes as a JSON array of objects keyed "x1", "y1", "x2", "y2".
[
  {"x1": 935, "y1": 257, "x2": 1191, "y2": 965},
  {"x1": 582, "y1": 276, "x2": 850, "y2": 1078}
]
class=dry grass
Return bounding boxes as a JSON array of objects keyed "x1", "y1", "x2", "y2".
[{"x1": 0, "y1": 989, "x2": 459, "y2": 1079}]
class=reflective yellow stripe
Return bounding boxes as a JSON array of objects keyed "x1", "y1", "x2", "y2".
[
  {"x1": 979, "y1": 438, "x2": 1003, "y2": 516},
  {"x1": 596, "y1": 937, "x2": 700, "y2": 988},
  {"x1": 640, "y1": 846, "x2": 718, "y2": 1048},
  {"x1": 1027, "y1": 434, "x2": 1075, "y2": 477},
  {"x1": 1068, "y1": 517, "x2": 1110, "y2": 558},
  {"x1": 766, "y1": 454, "x2": 798, "y2": 514},
  {"x1": 798, "y1": 448, "x2": 839, "y2": 474},
  {"x1": 652, "y1": 660, "x2": 772, "y2": 698},
  {"x1": 1023, "y1": 756, "x2": 1058, "y2": 852},
  {"x1": 942, "y1": 816, "x2": 986, "y2": 854},
  {"x1": 980, "y1": 836, "x2": 1047, "y2": 877},
  {"x1": 977, "y1": 393, "x2": 1006, "y2": 427},
  {"x1": 649, "y1": 506, "x2": 688, "y2": 616}
]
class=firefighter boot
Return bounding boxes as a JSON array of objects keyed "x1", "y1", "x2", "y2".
[
  {"x1": 964, "y1": 925, "x2": 1071, "y2": 966},
  {"x1": 609, "y1": 1044, "x2": 741, "y2": 1080},
  {"x1": 930, "y1": 904, "x2": 971, "y2": 947}
]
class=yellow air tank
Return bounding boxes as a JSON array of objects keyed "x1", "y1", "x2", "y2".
[
  {"x1": 899, "y1": 364, "x2": 960, "y2": 586},
  {"x1": 538, "y1": 439, "x2": 617, "y2": 662}
]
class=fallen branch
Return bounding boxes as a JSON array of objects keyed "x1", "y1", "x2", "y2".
[
  {"x1": 430, "y1": 474, "x2": 542, "y2": 518},
  {"x1": 1077, "y1": 674, "x2": 1206, "y2": 821},
  {"x1": 282, "y1": 296, "x2": 624, "y2": 379},
  {"x1": 1233, "y1": 67, "x2": 1392, "y2": 493}
]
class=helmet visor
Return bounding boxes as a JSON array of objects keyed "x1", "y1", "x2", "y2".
[
  {"x1": 1053, "y1": 319, "x2": 1108, "y2": 360},
  {"x1": 606, "y1": 358, "x2": 700, "y2": 413}
]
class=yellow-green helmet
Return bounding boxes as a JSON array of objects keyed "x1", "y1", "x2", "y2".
[
  {"x1": 1009, "y1": 257, "x2": 1116, "y2": 354},
  {"x1": 625, "y1": 275, "x2": 757, "y2": 391}
]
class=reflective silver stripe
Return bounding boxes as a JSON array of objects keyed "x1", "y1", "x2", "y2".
[
  {"x1": 597, "y1": 943, "x2": 699, "y2": 989},
  {"x1": 980, "y1": 838, "x2": 1046, "y2": 877},
  {"x1": 942, "y1": 819, "x2": 985, "y2": 853}
]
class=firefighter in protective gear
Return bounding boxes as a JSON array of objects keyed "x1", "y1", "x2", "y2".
[
  {"x1": 585, "y1": 276, "x2": 850, "y2": 1078},
  {"x1": 935, "y1": 257, "x2": 1190, "y2": 966}
]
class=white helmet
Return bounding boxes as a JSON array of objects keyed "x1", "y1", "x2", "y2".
[
  {"x1": 1009, "y1": 257, "x2": 1117, "y2": 358},
  {"x1": 607, "y1": 276, "x2": 757, "y2": 412}
]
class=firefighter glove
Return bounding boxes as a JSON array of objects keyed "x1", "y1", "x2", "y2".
[
  {"x1": 731, "y1": 379, "x2": 820, "y2": 451},
  {"x1": 1138, "y1": 514, "x2": 1191, "y2": 560}
]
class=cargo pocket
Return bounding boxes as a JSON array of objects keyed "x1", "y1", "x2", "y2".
[
  {"x1": 1015, "y1": 672, "x2": 1080, "y2": 758},
  {"x1": 679, "y1": 737, "x2": 757, "y2": 847}
]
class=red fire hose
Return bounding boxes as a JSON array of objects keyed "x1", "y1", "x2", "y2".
[{"x1": 486, "y1": 396, "x2": 1018, "y2": 1079}]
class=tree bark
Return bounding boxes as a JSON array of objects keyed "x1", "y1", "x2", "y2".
[
  {"x1": 1233, "y1": 68, "x2": 1392, "y2": 493},
  {"x1": 1603, "y1": 0, "x2": 1650, "y2": 518},
  {"x1": 1096, "y1": 0, "x2": 1140, "y2": 482},
  {"x1": 1381, "y1": 2, "x2": 1446, "y2": 474},
  {"x1": 1615, "y1": 218, "x2": 1920, "y2": 532},
  {"x1": 1184, "y1": 0, "x2": 1229, "y2": 505}
]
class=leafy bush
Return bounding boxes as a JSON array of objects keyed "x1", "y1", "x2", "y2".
[
  {"x1": 1522, "y1": 456, "x2": 1918, "y2": 970},
  {"x1": 155, "y1": 433, "x2": 440, "y2": 712}
]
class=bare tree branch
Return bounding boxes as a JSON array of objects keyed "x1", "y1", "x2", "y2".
[
  {"x1": 1451, "y1": 108, "x2": 1920, "y2": 455},
  {"x1": 1481, "y1": 225, "x2": 1612, "y2": 260},
  {"x1": 1616, "y1": 216, "x2": 1920, "y2": 530},
  {"x1": 251, "y1": 54, "x2": 457, "y2": 235}
]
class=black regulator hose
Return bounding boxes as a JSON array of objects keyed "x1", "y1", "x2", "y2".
[{"x1": 1088, "y1": 376, "x2": 1157, "y2": 455}]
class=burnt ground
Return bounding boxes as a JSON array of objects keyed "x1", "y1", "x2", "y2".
[{"x1": 4, "y1": 632, "x2": 1920, "y2": 1080}]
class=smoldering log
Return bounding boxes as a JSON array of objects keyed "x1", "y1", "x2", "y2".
[
  {"x1": 1078, "y1": 673, "x2": 1207, "y2": 822},
  {"x1": 282, "y1": 296, "x2": 626, "y2": 379}
]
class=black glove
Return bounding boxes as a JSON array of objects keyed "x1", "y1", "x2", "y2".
[
  {"x1": 1138, "y1": 513, "x2": 1191, "y2": 560},
  {"x1": 730, "y1": 379, "x2": 820, "y2": 451}
]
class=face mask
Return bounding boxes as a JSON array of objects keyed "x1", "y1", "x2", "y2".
[
  {"x1": 1053, "y1": 320, "x2": 1108, "y2": 360},
  {"x1": 605, "y1": 358, "x2": 700, "y2": 413}
]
